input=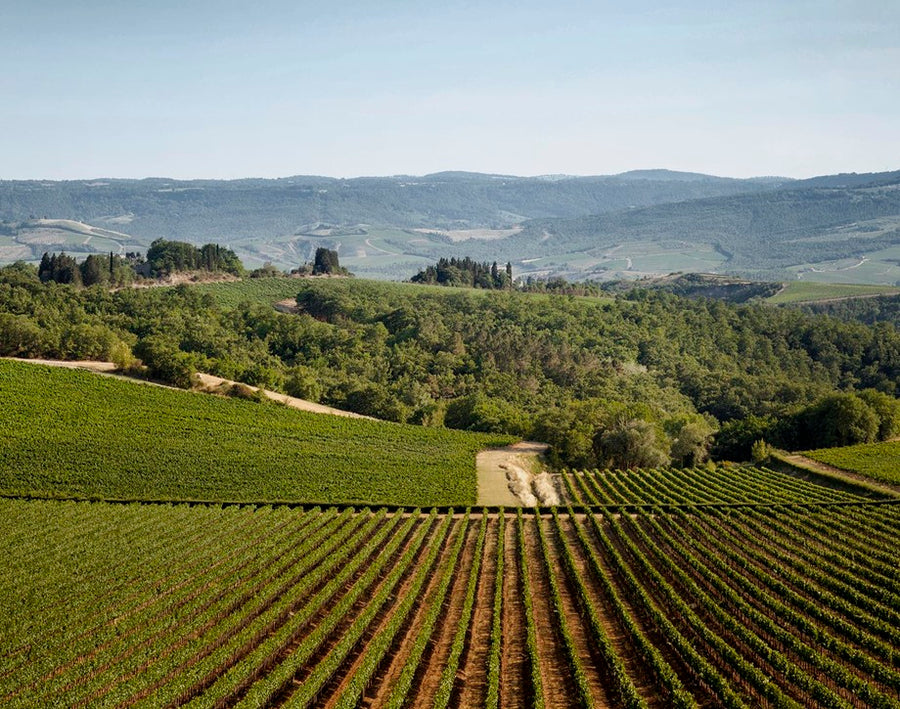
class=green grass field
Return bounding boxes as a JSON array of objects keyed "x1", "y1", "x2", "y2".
[
  {"x1": 190, "y1": 276, "x2": 615, "y2": 312},
  {"x1": 803, "y1": 440, "x2": 900, "y2": 485},
  {"x1": 0, "y1": 360, "x2": 510, "y2": 505},
  {"x1": 191, "y1": 277, "x2": 306, "y2": 309},
  {"x1": 767, "y1": 281, "x2": 900, "y2": 304}
]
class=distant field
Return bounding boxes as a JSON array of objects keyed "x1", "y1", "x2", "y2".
[
  {"x1": 190, "y1": 276, "x2": 615, "y2": 312},
  {"x1": 191, "y1": 277, "x2": 306, "y2": 309},
  {"x1": 803, "y1": 440, "x2": 900, "y2": 485},
  {"x1": 0, "y1": 360, "x2": 509, "y2": 505},
  {"x1": 768, "y1": 281, "x2": 900, "y2": 304}
]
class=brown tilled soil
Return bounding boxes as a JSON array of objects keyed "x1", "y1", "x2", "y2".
[
  {"x1": 21, "y1": 512, "x2": 295, "y2": 705},
  {"x1": 395, "y1": 522, "x2": 481, "y2": 705},
  {"x1": 240, "y1": 516, "x2": 428, "y2": 706},
  {"x1": 579, "y1": 516, "x2": 718, "y2": 706},
  {"x1": 288, "y1": 521, "x2": 446, "y2": 706},
  {"x1": 521, "y1": 516, "x2": 579, "y2": 707},
  {"x1": 456, "y1": 517, "x2": 499, "y2": 707},
  {"x1": 540, "y1": 520, "x2": 612, "y2": 707},
  {"x1": 555, "y1": 517, "x2": 667, "y2": 708},
  {"x1": 500, "y1": 519, "x2": 529, "y2": 708},
  {"x1": 358, "y1": 519, "x2": 474, "y2": 706},
  {"x1": 118, "y1": 514, "x2": 363, "y2": 708}
]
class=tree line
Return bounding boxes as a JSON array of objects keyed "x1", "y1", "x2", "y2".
[
  {"x1": 411, "y1": 257, "x2": 512, "y2": 289},
  {"x1": 2, "y1": 266, "x2": 898, "y2": 468}
]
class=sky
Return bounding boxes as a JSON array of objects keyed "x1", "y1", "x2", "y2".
[{"x1": 2, "y1": 0, "x2": 898, "y2": 180}]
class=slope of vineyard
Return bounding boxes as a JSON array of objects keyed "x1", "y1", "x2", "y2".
[
  {"x1": 1, "y1": 464, "x2": 896, "y2": 708},
  {"x1": 0, "y1": 359, "x2": 510, "y2": 505},
  {"x1": 803, "y1": 440, "x2": 900, "y2": 485}
]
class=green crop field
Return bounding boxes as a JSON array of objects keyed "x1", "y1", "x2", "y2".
[
  {"x1": 0, "y1": 360, "x2": 510, "y2": 505},
  {"x1": 190, "y1": 277, "x2": 307, "y2": 309},
  {"x1": 2, "y1": 463, "x2": 897, "y2": 707},
  {"x1": 803, "y1": 440, "x2": 900, "y2": 485},
  {"x1": 768, "y1": 281, "x2": 900, "y2": 304}
]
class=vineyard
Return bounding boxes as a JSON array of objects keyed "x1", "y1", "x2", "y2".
[
  {"x1": 0, "y1": 359, "x2": 509, "y2": 505},
  {"x1": 804, "y1": 441, "x2": 900, "y2": 486},
  {"x1": 191, "y1": 278, "x2": 309, "y2": 310},
  {"x1": 1, "y1": 464, "x2": 897, "y2": 708}
]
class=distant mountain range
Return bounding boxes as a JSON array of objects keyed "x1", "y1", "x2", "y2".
[{"x1": 2, "y1": 169, "x2": 899, "y2": 285}]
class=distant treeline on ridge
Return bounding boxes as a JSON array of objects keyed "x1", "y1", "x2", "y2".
[{"x1": 411, "y1": 257, "x2": 513, "y2": 289}]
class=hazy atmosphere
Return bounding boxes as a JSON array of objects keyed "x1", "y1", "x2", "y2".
[{"x1": 3, "y1": 0, "x2": 898, "y2": 180}]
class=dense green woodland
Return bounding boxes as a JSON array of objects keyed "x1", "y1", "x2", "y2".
[{"x1": 1, "y1": 265, "x2": 899, "y2": 467}]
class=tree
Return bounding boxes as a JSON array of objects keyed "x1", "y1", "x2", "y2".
[
  {"x1": 858, "y1": 389, "x2": 900, "y2": 440},
  {"x1": 594, "y1": 418, "x2": 670, "y2": 470},
  {"x1": 801, "y1": 393, "x2": 879, "y2": 448},
  {"x1": 750, "y1": 439, "x2": 770, "y2": 464},
  {"x1": 313, "y1": 247, "x2": 342, "y2": 275},
  {"x1": 668, "y1": 414, "x2": 717, "y2": 467},
  {"x1": 80, "y1": 254, "x2": 107, "y2": 287}
]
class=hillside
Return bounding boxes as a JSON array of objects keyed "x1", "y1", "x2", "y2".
[
  {"x1": 6, "y1": 170, "x2": 900, "y2": 284},
  {"x1": 4, "y1": 266, "x2": 900, "y2": 467},
  {"x1": 503, "y1": 176, "x2": 900, "y2": 283},
  {"x1": 0, "y1": 359, "x2": 509, "y2": 505},
  {"x1": 0, "y1": 171, "x2": 785, "y2": 274},
  {"x1": 803, "y1": 439, "x2": 900, "y2": 486}
]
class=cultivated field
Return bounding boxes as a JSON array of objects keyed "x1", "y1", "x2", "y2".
[
  {"x1": 1, "y1": 464, "x2": 896, "y2": 708},
  {"x1": 768, "y1": 281, "x2": 900, "y2": 304},
  {"x1": 803, "y1": 440, "x2": 900, "y2": 486},
  {"x1": 0, "y1": 360, "x2": 509, "y2": 505}
]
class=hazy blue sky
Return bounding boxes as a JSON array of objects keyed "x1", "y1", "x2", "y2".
[{"x1": 2, "y1": 0, "x2": 898, "y2": 179}]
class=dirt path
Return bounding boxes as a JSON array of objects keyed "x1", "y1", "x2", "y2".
[
  {"x1": 477, "y1": 442, "x2": 549, "y2": 506},
  {"x1": 273, "y1": 298, "x2": 300, "y2": 314},
  {"x1": 193, "y1": 373, "x2": 375, "y2": 420},
  {"x1": 3, "y1": 357, "x2": 373, "y2": 421}
]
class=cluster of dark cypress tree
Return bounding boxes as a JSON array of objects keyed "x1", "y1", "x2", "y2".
[{"x1": 411, "y1": 257, "x2": 513, "y2": 289}]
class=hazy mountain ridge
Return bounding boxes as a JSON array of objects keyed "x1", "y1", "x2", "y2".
[
  {"x1": 0, "y1": 170, "x2": 784, "y2": 247},
  {"x1": 2, "y1": 169, "x2": 899, "y2": 284}
]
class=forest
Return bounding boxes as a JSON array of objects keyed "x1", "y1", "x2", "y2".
[{"x1": 2, "y1": 259, "x2": 899, "y2": 468}]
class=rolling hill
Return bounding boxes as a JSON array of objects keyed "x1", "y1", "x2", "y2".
[{"x1": 3, "y1": 169, "x2": 900, "y2": 284}]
